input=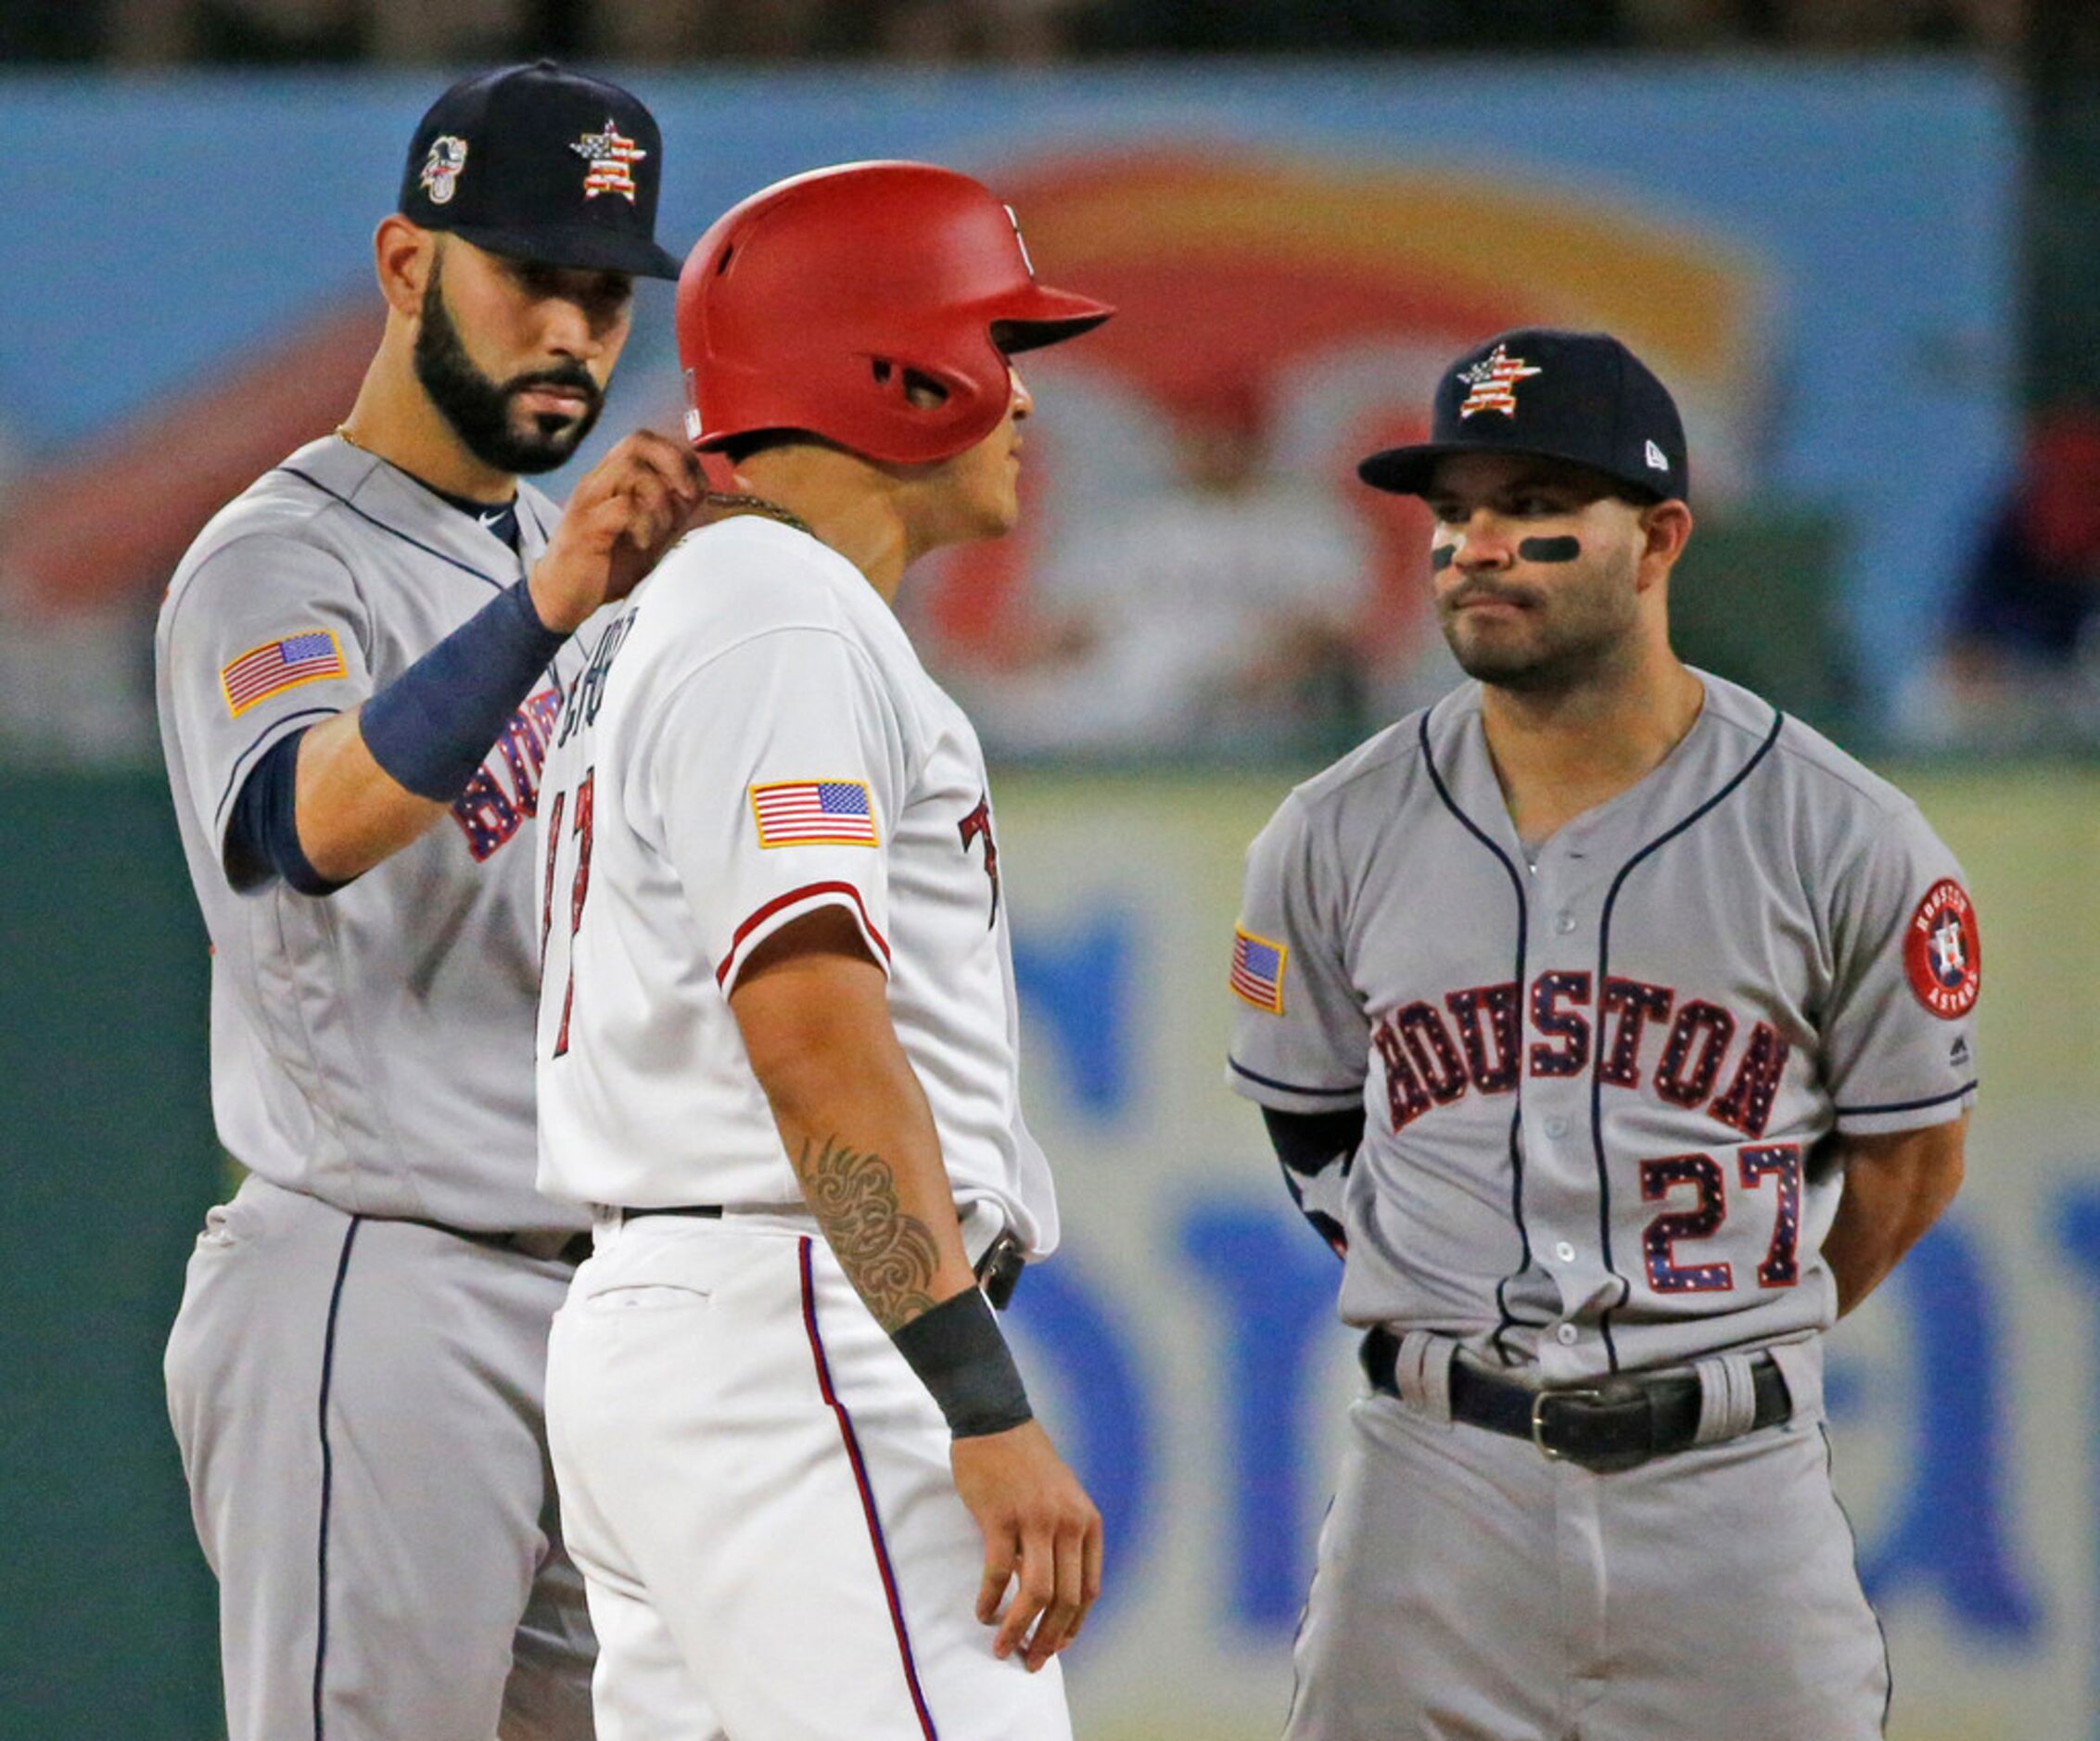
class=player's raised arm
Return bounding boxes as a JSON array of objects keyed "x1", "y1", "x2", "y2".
[
  {"x1": 210, "y1": 190, "x2": 699, "y2": 897},
  {"x1": 287, "y1": 427, "x2": 701, "y2": 885},
  {"x1": 730, "y1": 909, "x2": 1102, "y2": 1670}
]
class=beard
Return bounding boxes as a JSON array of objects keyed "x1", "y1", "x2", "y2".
[
  {"x1": 413, "y1": 255, "x2": 605, "y2": 475},
  {"x1": 1438, "y1": 552, "x2": 1640, "y2": 695}
]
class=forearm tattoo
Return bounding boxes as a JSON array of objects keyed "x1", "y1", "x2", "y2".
[{"x1": 795, "y1": 1135, "x2": 943, "y2": 1330}]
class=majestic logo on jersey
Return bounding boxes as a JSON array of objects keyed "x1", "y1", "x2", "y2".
[
  {"x1": 959, "y1": 794, "x2": 1000, "y2": 926},
  {"x1": 570, "y1": 121, "x2": 646, "y2": 202},
  {"x1": 220, "y1": 629, "x2": 347, "y2": 717},
  {"x1": 750, "y1": 781, "x2": 880, "y2": 848},
  {"x1": 420, "y1": 135, "x2": 469, "y2": 205},
  {"x1": 1231, "y1": 927, "x2": 1288, "y2": 1015},
  {"x1": 452, "y1": 687, "x2": 563, "y2": 861},
  {"x1": 1369, "y1": 972, "x2": 1791, "y2": 1140},
  {"x1": 1457, "y1": 346, "x2": 1543, "y2": 419},
  {"x1": 1904, "y1": 878, "x2": 1980, "y2": 1019}
]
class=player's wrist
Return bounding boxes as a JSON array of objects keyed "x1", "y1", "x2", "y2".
[
  {"x1": 891, "y1": 1288, "x2": 1033, "y2": 1439},
  {"x1": 360, "y1": 578, "x2": 568, "y2": 802},
  {"x1": 525, "y1": 561, "x2": 591, "y2": 635}
]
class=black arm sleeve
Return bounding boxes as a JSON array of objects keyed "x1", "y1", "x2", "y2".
[
  {"x1": 223, "y1": 729, "x2": 343, "y2": 897},
  {"x1": 1262, "y1": 1105, "x2": 1366, "y2": 1176},
  {"x1": 1261, "y1": 1105, "x2": 1363, "y2": 1259}
]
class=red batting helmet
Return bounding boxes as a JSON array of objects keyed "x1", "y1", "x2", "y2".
[{"x1": 675, "y1": 160, "x2": 1114, "y2": 465}]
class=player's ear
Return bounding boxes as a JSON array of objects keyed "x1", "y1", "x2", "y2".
[
  {"x1": 374, "y1": 216, "x2": 437, "y2": 321},
  {"x1": 1637, "y1": 499, "x2": 1695, "y2": 585}
]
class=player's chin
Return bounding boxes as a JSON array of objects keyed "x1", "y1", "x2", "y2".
[
  {"x1": 503, "y1": 414, "x2": 592, "y2": 472},
  {"x1": 957, "y1": 491, "x2": 1022, "y2": 543},
  {"x1": 1445, "y1": 627, "x2": 1550, "y2": 686}
]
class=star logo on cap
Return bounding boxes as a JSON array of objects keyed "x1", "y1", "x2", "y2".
[
  {"x1": 570, "y1": 121, "x2": 646, "y2": 203},
  {"x1": 420, "y1": 135, "x2": 469, "y2": 207},
  {"x1": 1457, "y1": 345, "x2": 1543, "y2": 419}
]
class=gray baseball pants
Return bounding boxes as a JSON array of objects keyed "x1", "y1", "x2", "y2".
[
  {"x1": 165, "y1": 1173, "x2": 595, "y2": 1740},
  {"x1": 1283, "y1": 1360, "x2": 1889, "y2": 1739}
]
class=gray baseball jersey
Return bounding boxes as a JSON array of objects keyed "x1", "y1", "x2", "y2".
[
  {"x1": 1229, "y1": 669, "x2": 1979, "y2": 1382},
  {"x1": 156, "y1": 431, "x2": 601, "y2": 1741},
  {"x1": 156, "y1": 431, "x2": 586, "y2": 1237}
]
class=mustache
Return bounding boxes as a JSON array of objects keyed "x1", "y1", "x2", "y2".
[
  {"x1": 503, "y1": 364, "x2": 602, "y2": 405},
  {"x1": 1443, "y1": 578, "x2": 1542, "y2": 613}
]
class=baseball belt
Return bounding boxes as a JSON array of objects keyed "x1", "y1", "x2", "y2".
[
  {"x1": 622, "y1": 1207, "x2": 1027, "y2": 1312},
  {"x1": 1360, "y1": 1328, "x2": 1790, "y2": 1475},
  {"x1": 417, "y1": 1219, "x2": 594, "y2": 1265}
]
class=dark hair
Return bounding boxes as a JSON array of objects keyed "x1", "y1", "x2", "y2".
[
  {"x1": 715, "y1": 429, "x2": 806, "y2": 464},
  {"x1": 716, "y1": 367, "x2": 949, "y2": 466}
]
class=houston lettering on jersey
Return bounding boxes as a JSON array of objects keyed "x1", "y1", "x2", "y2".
[
  {"x1": 1370, "y1": 972, "x2": 1790, "y2": 1139},
  {"x1": 451, "y1": 687, "x2": 563, "y2": 860}
]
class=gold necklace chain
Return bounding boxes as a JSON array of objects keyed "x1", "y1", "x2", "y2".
[{"x1": 702, "y1": 489, "x2": 812, "y2": 537}]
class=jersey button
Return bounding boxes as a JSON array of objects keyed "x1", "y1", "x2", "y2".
[
  {"x1": 1555, "y1": 1240, "x2": 1576, "y2": 1263},
  {"x1": 1555, "y1": 1323, "x2": 1579, "y2": 1345},
  {"x1": 1555, "y1": 911, "x2": 1578, "y2": 934},
  {"x1": 1544, "y1": 1115, "x2": 1569, "y2": 1138}
]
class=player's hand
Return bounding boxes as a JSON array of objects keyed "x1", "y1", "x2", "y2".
[
  {"x1": 950, "y1": 1420, "x2": 1103, "y2": 1671},
  {"x1": 528, "y1": 430, "x2": 706, "y2": 632}
]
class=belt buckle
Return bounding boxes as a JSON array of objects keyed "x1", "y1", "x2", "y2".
[
  {"x1": 1531, "y1": 1386, "x2": 1604, "y2": 1461},
  {"x1": 1532, "y1": 1377, "x2": 1653, "y2": 1474}
]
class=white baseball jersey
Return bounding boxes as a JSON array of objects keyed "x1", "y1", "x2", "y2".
[
  {"x1": 534, "y1": 515, "x2": 1057, "y2": 1253},
  {"x1": 1229, "y1": 671, "x2": 1979, "y2": 1384},
  {"x1": 156, "y1": 433, "x2": 587, "y2": 1235}
]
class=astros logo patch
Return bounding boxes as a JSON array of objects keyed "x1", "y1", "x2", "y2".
[
  {"x1": 1457, "y1": 345, "x2": 1543, "y2": 419},
  {"x1": 420, "y1": 135, "x2": 468, "y2": 206},
  {"x1": 1903, "y1": 878, "x2": 1980, "y2": 1019},
  {"x1": 570, "y1": 121, "x2": 646, "y2": 202}
]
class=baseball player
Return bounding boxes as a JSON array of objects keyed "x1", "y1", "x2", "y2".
[
  {"x1": 532, "y1": 161, "x2": 1112, "y2": 1739},
  {"x1": 1229, "y1": 329, "x2": 1976, "y2": 1739},
  {"x1": 155, "y1": 62, "x2": 701, "y2": 1740}
]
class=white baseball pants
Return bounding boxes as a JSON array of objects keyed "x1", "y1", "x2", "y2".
[{"x1": 545, "y1": 1212, "x2": 1072, "y2": 1741}]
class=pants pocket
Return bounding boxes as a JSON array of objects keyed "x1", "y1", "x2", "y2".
[{"x1": 580, "y1": 1280, "x2": 714, "y2": 1314}]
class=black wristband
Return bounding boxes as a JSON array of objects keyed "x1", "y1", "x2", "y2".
[
  {"x1": 891, "y1": 1290, "x2": 1033, "y2": 1440},
  {"x1": 360, "y1": 578, "x2": 567, "y2": 802}
]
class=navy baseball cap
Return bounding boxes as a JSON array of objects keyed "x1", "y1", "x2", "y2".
[
  {"x1": 398, "y1": 60, "x2": 680, "y2": 281},
  {"x1": 1358, "y1": 329, "x2": 1689, "y2": 504}
]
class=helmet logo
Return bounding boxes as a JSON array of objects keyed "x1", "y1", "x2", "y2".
[
  {"x1": 570, "y1": 121, "x2": 647, "y2": 203},
  {"x1": 420, "y1": 136, "x2": 469, "y2": 207},
  {"x1": 1004, "y1": 205, "x2": 1037, "y2": 278},
  {"x1": 1457, "y1": 344, "x2": 1543, "y2": 419},
  {"x1": 681, "y1": 367, "x2": 703, "y2": 442}
]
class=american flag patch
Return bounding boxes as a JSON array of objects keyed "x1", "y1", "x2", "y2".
[
  {"x1": 750, "y1": 780, "x2": 880, "y2": 848},
  {"x1": 220, "y1": 629, "x2": 347, "y2": 717},
  {"x1": 1230, "y1": 926, "x2": 1287, "y2": 1014}
]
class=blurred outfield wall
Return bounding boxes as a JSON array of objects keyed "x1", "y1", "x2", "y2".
[
  {"x1": 0, "y1": 62, "x2": 2017, "y2": 752},
  {"x1": 3, "y1": 758, "x2": 2097, "y2": 1740}
]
